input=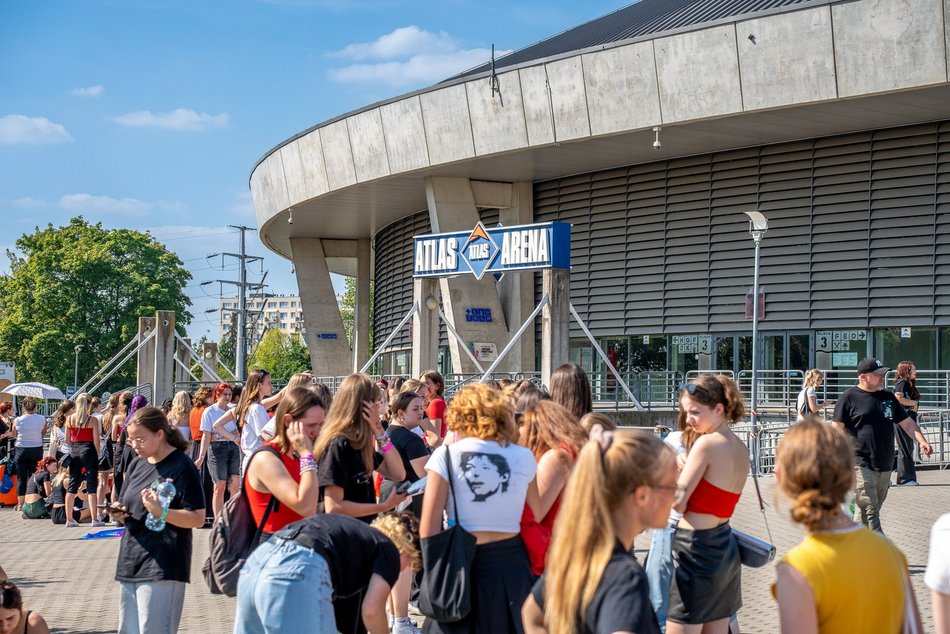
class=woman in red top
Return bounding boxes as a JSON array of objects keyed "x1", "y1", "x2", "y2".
[
  {"x1": 667, "y1": 375, "x2": 749, "y2": 634},
  {"x1": 244, "y1": 387, "x2": 325, "y2": 534},
  {"x1": 518, "y1": 400, "x2": 588, "y2": 574},
  {"x1": 421, "y1": 370, "x2": 447, "y2": 441},
  {"x1": 65, "y1": 393, "x2": 103, "y2": 528}
]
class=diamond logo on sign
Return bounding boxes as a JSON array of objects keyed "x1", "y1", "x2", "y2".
[{"x1": 458, "y1": 222, "x2": 500, "y2": 280}]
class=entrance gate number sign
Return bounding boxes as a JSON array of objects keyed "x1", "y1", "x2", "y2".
[
  {"x1": 816, "y1": 330, "x2": 867, "y2": 352},
  {"x1": 413, "y1": 221, "x2": 570, "y2": 279}
]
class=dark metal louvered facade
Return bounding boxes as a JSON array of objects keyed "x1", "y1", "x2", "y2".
[{"x1": 529, "y1": 120, "x2": 950, "y2": 337}]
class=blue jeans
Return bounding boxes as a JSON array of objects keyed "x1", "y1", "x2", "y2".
[
  {"x1": 645, "y1": 521, "x2": 677, "y2": 633},
  {"x1": 234, "y1": 537, "x2": 336, "y2": 634}
]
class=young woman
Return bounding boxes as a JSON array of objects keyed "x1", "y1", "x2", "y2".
[
  {"x1": 549, "y1": 363, "x2": 593, "y2": 421},
  {"x1": 12, "y1": 398, "x2": 47, "y2": 512},
  {"x1": 49, "y1": 463, "x2": 90, "y2": 525},
  {"x1": 22, "y1": 456, "x2": 57, "y2": 519},
  {"x1": 893, "y1": 361, "x2": 920, "y2": 486},
  {"x1": 421, "y1": 382, "x2": 542, "y2": 634},
  {"x1": 422, "y1": 370, "x2": 447, "y2": 443},
  {"x1": 399, "y1": 379, "x2": 441, "y2": 444},
  {"x1": 773, "y1": 418, "x2": 920, "y2": 633},
  {"x1": 314, "y1": 373, "x2": 407, "y2": 523},
  {"x1": 380, "y1": 390, "x2": 430, "y2": 634},
  {"x1": 90, "y1": 396, "x2": 112, "y2": 522},
  {"x1": 522, "y1": 430, "x2": 677, "y2": 634},
  {"x1": 234, "y1": 511, "x2": 421, "y2": 634},
  {"x1": 111, "y1": 392, "x2": 134, "y2": 497},
  {"x1": 65, "y1": 393, "x2": 102, "y2": 528},
  {"x1": 0, "y1": 579, "x2": 50, "y2": 634},
  {"x1": 797, "y1": 369, "x2": 825, "y2": 421},
  {"x1": 167, "y1": 391, "x2": 192, "y2": 446},
  {"x1": 110, "y1": 406, "x2": 205, "y2": 634},
  {"x1": 188, "y1": 386, "x2": 213, "y2": 454},
  {"x1": 213, "y1": 369, "x2": 272, "y2": 471},
  {"x1": 244, "y1": 387, "x2": 324, "y2": 535},
  {"x1": 195, "y1": 383, "x2": 239, "y2": 516},
  {"x1": 259, "y1": 372, "x2": 322, "y2": 442},
  {"x1": 47, "y1": 400, "x2": 74, "y2": 464},
  {"x1": 667, "y1": 375, "x2": 749, "y2": 634}
]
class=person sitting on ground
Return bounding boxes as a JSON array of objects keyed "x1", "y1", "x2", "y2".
[
  {"x1": 0, "y1": 579, "x2": 50, "y2": 634},
  {"x1": 21, "y1": 457, "x2": 57, "y2": 519},
  {"x1": 234, "y1": 510, "x2": 421, "y2": 634},
  {"x1": 245, "y1": 388, "x2": 324, "y2": 536},
  {"x1": 522, "y1": 429, "x2": 676, "y2": 634},
  {"x1": 773, "y1": 417, "x2": 922, "y2": 633},
  {"x1": 48, "y1": 464, "x2": 90, "y2": 525},
  {"x1": 315, "y1": 373, "x2": 407, "y2": 523}
]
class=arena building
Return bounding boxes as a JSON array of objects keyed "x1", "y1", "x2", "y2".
[{"x1": 250, "y1": 0, "x2": 950, "y2": 393}]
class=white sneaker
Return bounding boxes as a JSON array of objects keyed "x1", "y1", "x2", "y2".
[
  {"x1": 64, "y1": 521, "x2": 79, "y2": 528},
  {"x1": 92, "y1": 520, "x2": 105, "y2": 527},
  {"x1": 898, "y1": 480, "x2": 919, "y2": 486},
  {"x1": 391, "y1": 619, "x2": 421, "y2": 634}
]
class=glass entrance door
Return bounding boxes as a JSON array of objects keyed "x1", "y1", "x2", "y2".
[{"x1": 714, "y1": 335, "x2": 752, "y2": 374}]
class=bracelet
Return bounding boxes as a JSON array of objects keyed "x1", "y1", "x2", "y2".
[
  {"x1": 150, "y1": 507, "x2": 169, "y2": 522},
  {"x1": 299, "y1": 453, "x2": 317, "y2": 472},
  {"x1": 380, "y1": 440, "x2": 395, "y2": 454}
]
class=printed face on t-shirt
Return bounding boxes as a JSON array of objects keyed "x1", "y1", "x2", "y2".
[{"x1": 460, "y1": 452, "x2": 511, "y2": 502}]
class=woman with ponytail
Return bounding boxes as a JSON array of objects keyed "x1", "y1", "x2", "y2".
[
  {"x1": 65, "y1": 393, "x2": 103, "y2": 528},
  {"x1": 774, "y1": 417, "x2": 920, "y2": 633},
  {"x1": 666, "y1": 375, "x2": 749, "y2": 634},
  {"x1": 522, "y1": 428, "x2": 676, "y2": 634}
]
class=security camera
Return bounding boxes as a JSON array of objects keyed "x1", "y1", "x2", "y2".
[
  {"x1": 653, "y1": 126, "x2": 661, "y2": 151},
  {"x1": 653, "y1": 139, "x2": 661, "y2": 151}
]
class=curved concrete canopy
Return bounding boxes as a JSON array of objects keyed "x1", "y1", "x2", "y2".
[{"x1": 252, "y1": 0, "x2": 950, "y2": 265}]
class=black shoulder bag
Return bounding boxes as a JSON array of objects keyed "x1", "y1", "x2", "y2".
[
  {"x1": 733, "y1": 466, "x2": 776, "y2": 568},
  {"x1": 418, "y1": 447, "x2": 478, "y2": 623}
]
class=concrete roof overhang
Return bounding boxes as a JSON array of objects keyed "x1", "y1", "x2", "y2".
[{"x1": 251, "y1": 0, "x2": 950, "y2": 276}]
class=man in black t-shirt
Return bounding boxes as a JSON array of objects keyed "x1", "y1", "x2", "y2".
[{"x1": 833, "y1": 358, "x2": 933, "y2": 533}]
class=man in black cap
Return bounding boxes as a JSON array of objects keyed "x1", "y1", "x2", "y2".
[{"x1": 832, "y1": 357, "x2": 932, "y2": 533}]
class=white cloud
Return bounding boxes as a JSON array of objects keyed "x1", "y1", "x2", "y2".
[
  {"x1": 111, "y1": 108, "x2": 229, "y2": 131},
  {"x1": 226, "y1": 191, "x2": 255, "y2": 219},
  {"x1": 0, "y1": 114, "x2": 73, "y2": 145},
  {"x1": 328, "y1": 26, "x2": 507, "y2": 87},
  {"x1": 59, "y1": 193, "x2": 153, "y2": 216},
  {"x1": 71, "y1": 84, "x2": 104, "y2": 97},
  {"x1": 331, "y1": 26, "x2": 457, "y2": 60},
  {"x1": 9, "y1": 197, "x2": 48, "y2": 208}
]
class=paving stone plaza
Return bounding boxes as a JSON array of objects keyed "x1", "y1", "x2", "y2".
[{"x1": 1, "y1": 468, "x2": 946, "y2": 633}]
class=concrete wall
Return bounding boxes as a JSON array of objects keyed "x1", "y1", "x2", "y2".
[{"x1": 251, "y1": 0, "x2": 950, "y2": 227}]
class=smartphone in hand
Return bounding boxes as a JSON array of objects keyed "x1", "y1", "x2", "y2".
[{"x1": 395, "y1": 481, "x2": 412, "y2": 495}]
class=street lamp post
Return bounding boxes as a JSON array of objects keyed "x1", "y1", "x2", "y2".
[
  {"x1": 743, "y1": 211, "x2": 768, "y2": 475},
  {"x1": 74, "y1": 344, "x2": 83, "y2": 388}
]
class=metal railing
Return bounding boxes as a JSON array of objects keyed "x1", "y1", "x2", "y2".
[{"x1": 737, "y1": 370, "x2": 803, "y2": 409}]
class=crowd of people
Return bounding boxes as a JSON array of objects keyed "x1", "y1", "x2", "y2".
[{"x1": 0, "y1": 359, "x2": 947, "y2": 634}]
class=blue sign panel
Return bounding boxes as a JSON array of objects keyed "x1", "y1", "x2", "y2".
[
  {"x1": 465, "y1": 308, "x2": 492, "y2": 322},
  {"x1": 413, "y1": 221, "x2": 570, "y2": 279},
  {"x1": 316, "y1": 333, "x2": 338, "y2": 340}
]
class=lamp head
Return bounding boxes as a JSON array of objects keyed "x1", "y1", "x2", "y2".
[
  {"x1": 424, "y1": 295, "x2": 438, "y2": 311},
  {"x1": 743, "y1": 210, "x2": 768, "y2": 233}
]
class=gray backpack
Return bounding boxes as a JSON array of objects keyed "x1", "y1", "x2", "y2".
[{"x1": 202, "y1": 445, "x2": 280, "y2": 596}]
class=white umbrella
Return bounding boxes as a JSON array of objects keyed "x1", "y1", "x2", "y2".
[{"x1": 2, "y1": 382, "x2": 67, "y2": 400}]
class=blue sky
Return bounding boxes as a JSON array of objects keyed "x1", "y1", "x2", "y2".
[{"x1": 0, "y1": 0, "x2": 627, "y2": 343}]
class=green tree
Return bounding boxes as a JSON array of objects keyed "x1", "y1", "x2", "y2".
[
  {"x1": 247, "y1": 328, "x2": 311, "y2": 379},
  {"x1": 339, "y1": 276, "x2": 373, "y2": 350},
  {"x1": 0, "y1": 217, "x2": 192, "y2": 391}
]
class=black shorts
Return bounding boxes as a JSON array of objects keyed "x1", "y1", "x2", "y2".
[
  {"x1": 51, "y1": 505, "x2": 82, "y2": 525},
  {"x1": 208, "y1": 441, "x2": 241, "y2": 482},
  {"x1": 68, "y1": 442, "x2": 99, "y2": 495}
]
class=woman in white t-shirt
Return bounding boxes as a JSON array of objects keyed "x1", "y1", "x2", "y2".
[
  {"x1": 195, "y1": 383, "x2": 238, "y2": 516},
  {"x1": 213, "y1": 369, "x2": 272, "y2": 473},
  {"x1": 12, "y1": 397, "x2": 47, "y2": 511},
  {"x1": 796, "y1": 369, "x2": 825, "y2": 421},
  {"x1": 421, "y1": 382, "x2": 541, "y2": 634},
  {"x1": 928, "y1": 513, "x2": 950, "y2": 634}
]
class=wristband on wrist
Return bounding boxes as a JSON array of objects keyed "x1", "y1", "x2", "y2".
[
  {"x1": 299, "y1": 453, "x2": 317, "y2": 472},
  {"x1": 150, "y1": 507, "x2": 169, "y2": 522},
  {"x1": 380, "y1": 440, "x2": 395, "y2": 454}
]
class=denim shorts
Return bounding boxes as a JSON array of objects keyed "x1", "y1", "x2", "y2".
[{"x1": 208, "y1": 441, "x2": 241, "y2": 482}]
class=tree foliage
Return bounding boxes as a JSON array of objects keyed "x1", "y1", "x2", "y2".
[
  {"x1": 0, "y1": 217, "x2": 192, "y2": 390},
  {"x1": 247, "y1": 328, "x2": 311, "y2": 379}
]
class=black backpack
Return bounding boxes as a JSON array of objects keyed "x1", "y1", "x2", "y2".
[{"x1": 202, "y1": 445, "x2": 280, "y2": 597}]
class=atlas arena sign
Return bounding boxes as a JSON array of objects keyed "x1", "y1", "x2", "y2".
[{"x1": 413, "y1": 221, "x2": 570, "y2": 279}]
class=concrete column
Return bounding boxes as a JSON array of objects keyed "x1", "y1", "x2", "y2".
[
  {"x1": 289, "y1": 237, "x2": 352, "y2": 376},
  {"x1": 411, "y1": 278, "x2": 440, "y2": 376},
  {"x1": 425, "y1": 176, "x2": 512, "y2": 374},
  {"x1": 153, "y1": 310, "x2": 176, "y2": 405},
  {"x1": 175, "y1": 337, "x2": 191, "y2": 385},
  {"x1": 498, "y1": 181, "x2": 536, "y2": 371},
  {"x1": 353, "y1": 237, "x2": 372, "y2": 372},
  {"x1": 541, "y1": 268, "x2": 570, "y2": 388},
  {"x1": 202, "y1": 342, "x2": 219, "y2": 381},
  {"x1": 135, "y1": 316, "x2": 156, "y2": 388}
]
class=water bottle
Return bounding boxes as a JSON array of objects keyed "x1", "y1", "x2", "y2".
[{"x1": 145, "y1": 478, "x2": 176, "y2": 531}]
